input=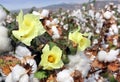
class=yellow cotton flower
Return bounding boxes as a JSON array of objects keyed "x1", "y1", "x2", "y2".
[
  {"x1": 40, "y1": 44, "x2": 64, "y2": 70},
  {"x1": 69, "y1": 28, "x2": 90, "y2": 51},
  {"x1": 12, "y1": 10, "x2": 45, "y2": 46}
]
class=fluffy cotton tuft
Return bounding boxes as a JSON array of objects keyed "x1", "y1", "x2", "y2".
[
  {"x1": 51, "y1": 26, "x2": 60, "y2": 39},
  {"x1": 0, "y1": 26, "x2": 8, "y2": 37},
  {"x1": 5, "y1": 73, "x2": 13, "y2": 82},
  {"x1": 40, "y1": 9, "x2": 49, "y2": 18},
  {"x1": 46, "y1": 20, "x2": 51, "y2": 27},
  {"x1": 68, "y1": 51, "x2": 91, "y2": 77},
  {"x1": 98, "y1": 49, "x2": 119, "y2": 62},
  {"x1": 11, "y1": 65, "x2": 26, "y2": 82},
  {"x1": 56, "y1": 69, "x2": 74, "y2": 82},
  {"x1": 63, "y1": 24, "x2": 68, "y2": 30},
  {"x1": 19, "y1": 74, "x2": 29, "y2": 82},
  {"x1": 0, "y1": 26, "x2": 11, "y2": 52},
  {"x1": 15, "y1": 46, "x2": 31, "y2": 57},
  {"x1": 0, "y1": 37, "x2": 11, "y2": 52},
  {"x1": 0, "y1": 6, "x2": 6, "y2": 24},
  {"x1": 26, "y1": 59, "x2": 37, "y2": 73},
  {"x1": 103, "y1": 11, "x2": 112, "y2": 19},
  {"x1": 32, "y1": 11, "x2": 40, "y2": 16},
  {"x1": 51, "y1": 18, "x2": 59, "y2": 25},
  {"x1": 97, "y1": 50, "x2": 107, "y2": 62}
]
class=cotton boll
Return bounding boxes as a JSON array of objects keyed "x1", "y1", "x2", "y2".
[
  {"x1": 56, "y1": 69, "x2": 74, "y2": 82},
  {"x1": 46, "y1": 20, "x2": 51, "y2": 27},
  {"x1": 105, "y1": 49, "x2": 119, "y2": 62},
  {"x1": 0, "y1": 6, "x2": 7, "y2": 24},
  {"x1": 26, "y1": 59, "x2": 37, "y2": 73},
  {"x1": 0, "y1": 37, "x2": 11, "y2": 52},
  {"x1": 63, "y1": 24, "x2": 68, "y2": 30},
  {"x1": 15, "y1": 46, "x2": 31, "y2": 58},
  {"x1": 51, "y1": 18, "x2": 59, "y2": 25},
  {"x1": 0, "y1": 26, "x2": 8, "y2": 37},
  {"x1": 95, "y1": 29, "x2": 100, "y2": 34},
  {"x1": 95, "y1": 12, "x2": 101, "y2": 19},
  {"x1": 88, "y1": 10, "x2": 94, "y2": 19},
  {"x1": 97, "y1": 50, "x2": 107, "y2": 62},
  {"x1": 68, "y1": 52, "x2": 91, "y2": 77},
  {"x1": 51, "y1": 26, "x2": 60, "y2": 39},
  {"x1": 113, "y1": 39, "x2": 118, "y2": 46},
  {"x1": 5, "y1": 73, "x2": 13, "y2": 82},
  {"x1": 103, "y1": 11, "x2": 112, "y2": 19},
  {"x1": 110, "y1": 24, "x2": 118, "y2": 34},
  {"x1": 32, "y1": 11, "x2": 40, "y2": 16},
  {"x1": 40, "y1": 9, "x2": 49, "y2": 18},
  {"x1": 11, "y1": 65, "x2": 26, "y2": 82},
  {"x1": 19, "y1": 74, "x2": 29, "y2": 82}
]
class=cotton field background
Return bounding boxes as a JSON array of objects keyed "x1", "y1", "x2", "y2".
[{"x1": 0, "y1": 1, "x2": 120, "y2": 82}]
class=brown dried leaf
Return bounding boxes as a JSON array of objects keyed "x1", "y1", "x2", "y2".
[
  {"x1": 91, "y1": 60, "x2": 105, "y2": 68},
  {"x1": 71, "y1": 70, "x2": 84, "y2": 82},
  {"x1": 107, "y1": 63, "x2": 119, "y2": 72},
  {"x1": 46, "y1": 75, "x2": 57, "y2": 82},
  {"x1": 0, "y1": 55, "x2": 20, "y2": 75}
]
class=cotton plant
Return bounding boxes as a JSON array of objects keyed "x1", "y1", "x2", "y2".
[{"x1": 15, "y1": 45, "x2": 37, "y2": 73}]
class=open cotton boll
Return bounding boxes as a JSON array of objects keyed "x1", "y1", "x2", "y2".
[
  {"x1": 26, "y1": 59, "x2": 37, "y2": 73},
  {"x1": 103, "y1": 11, "x2": 112, "y2": 19},
  {"x1": 15, "y1": 46, "x2": 31, "y2": 58},
  {"x1": 19, "y1": 74, "x2": 29, "y2": 82},
  {"x1": 0, "y1": 6, "x2": 7, "y2": 24},
  {"x1": 63, "y1": 24, "x2": 68, "y2": 30},
  {"x1": 51, "y1": 18, "x2": 59, "y2": 25},
  {"x1": 0, "y1": 37, "x2": 11, "y2": 52},
  {"x1": 46, "y1": 20, "x2": 51, "y2": 27},
  {"x1": 110, "y1": 24, "x2": 118, "y2": 34},
  {"x1": 97, "y1": 50, "x2": 107, "y2": 62},
  {"x1": 68, "y1": 52, "x2": 91, "y2": 77},
  {"x1": 32, "y1": 11, "x2": 40, "y2": 16},
  {"x1": 5, "y1": 73, "x2": 13, "y2": 82},
  {"x1": 0, "y1": 26, "x2": 8, "y2": 37},
  {"x1": 11, "y1": 65, "x2": 26, "y2": 82},
  {"x1": 105, "y1": 49, "x2": 119, "y2": 62},
  {"x1": 113, "y1": 39, "x2": 118, "y2": 46},
  {"x1": 56, "y1": 69, "x2": 74, "y2": 82},
  {"x1": 51, "y1": 26, "x2": 60, "y2": 39},
  {"x1": 40, "y1": 9, "x2": 49, "y2": 18}
]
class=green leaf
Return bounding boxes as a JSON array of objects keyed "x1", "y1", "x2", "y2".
[
  {"x1": 109, "y1": 76, "x2": 117, "y2": 82},
  {"x1": 48, "y1": 42, "x2": 56, "y2": 50},
  {"x1": 34, "y1": 71, "x2": 48, "y2": 79}
]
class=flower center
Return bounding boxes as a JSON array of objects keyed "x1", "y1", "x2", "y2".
[{"x1": 48, "y1": 55, "x2": 55, "y2": 63}]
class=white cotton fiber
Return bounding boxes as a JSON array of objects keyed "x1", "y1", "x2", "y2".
[
  {"x1": 11, "y1": 65, "x2": 26, "y2": 82},
  {"x1": 15, "y1": 46, "x2": 31, "y2": 57},
  {"x1": 0, "y1": 6, "x2": 7, "y2": 24},
  {"x1": 5, "y1": 73, "x2": 13, "y2": 82},
  {"x1": 103, "y1": 11, "x2": 112, "y2": 19},
  {"x1": 97, "y1": 50, "x2": 107, "y2": 62},
  {"x1": 40, "y1": 9, "x2": 49, "y2": 18},
  {"x1": 26, "y1": 59, "x2": 37, "y2": 73},
  {"x1": 0, "y1": 37, "x2": 11, "y2": 52},
  {"x1": 56, "y1": 69, "x2": 74, "y2": 82},
  {"x1": 0, "y1": 26, "x2": 8, "y2": 37},
  {"x1": 19, "y1": 74, "x2": 29, "y2": 82}
]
